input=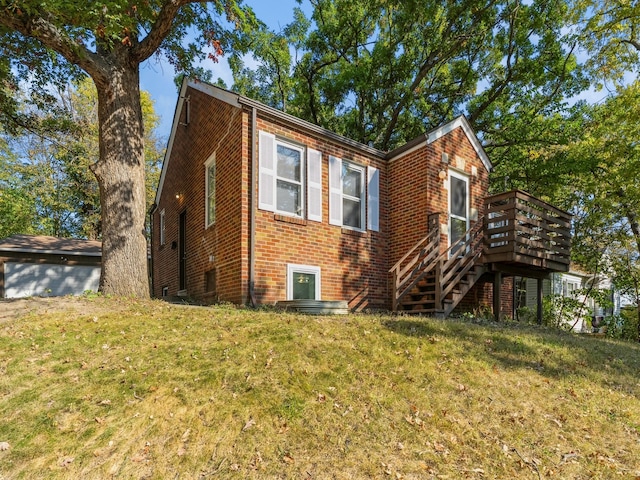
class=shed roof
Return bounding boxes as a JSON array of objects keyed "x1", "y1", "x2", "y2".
[{"x1": 0, "y1": 235, "x2": 102, "y2": 257}]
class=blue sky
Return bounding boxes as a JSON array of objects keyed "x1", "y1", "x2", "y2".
[{"x1": 140, "y1": 0, "x2": 310, "y2": 141}]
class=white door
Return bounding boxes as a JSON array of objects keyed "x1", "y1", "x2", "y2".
[
  {"x1": 4, "y1": 262, "x2": 100, "y2": 298},
  {"x1": 449, "y1": 170, "x2": 469, "y2": 255}
]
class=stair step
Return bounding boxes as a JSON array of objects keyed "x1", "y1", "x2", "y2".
[
  {"x1": 401, "y1": 299, "x2": 437, "y2": 306},
  {"x1": 400, "y1": 308, "x2": 441, "y2": 315}
]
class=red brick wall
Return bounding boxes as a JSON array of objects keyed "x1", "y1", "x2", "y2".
[
  {"x1": 388, "y1": 126, "x2": 490, "y2": 263},
  {"x1": 252, "y1": 116, "x2": 389, "y2": 310},
  {"x1": 153, "y1": 87, "x2": 245, "y2": 303},
  {"x1": 452, "y1": 275, "x2": 514, "y2": 318},
  {"x1": 153, "y1": 84, "x2": 515, "y2": 314},
  {"x1": 387, "y1": 125, "x2": 513, "y2": 314}
]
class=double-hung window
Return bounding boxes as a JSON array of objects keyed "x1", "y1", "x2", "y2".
[
  {"x1": 259, "y1": 131, "x2": 319, "y2": 220},
  {"x1": 159, "y1": 209, "x2": 166, "y2": 246},
  {"x1": 205, "y1": 153, "x2": 216, "y2": 227},
  {"x1": 341, "y1": 162, "x2": 365, "y2": 229},
  {"x1": 329, "y1": 156, "x2": 379, "y2": 232},
  {"x1": 275, "y1": 142, "x2": 304, "y2": 216}
]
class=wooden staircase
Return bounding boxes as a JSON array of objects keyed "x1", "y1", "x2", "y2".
[{"x1": 390, "y1": 214, "x2": 486, "y2": 317}]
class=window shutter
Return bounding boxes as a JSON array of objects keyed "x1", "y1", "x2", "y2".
[
  {"x1": 307, "y1": 148, "x2": 323, "y2": 222},
  {"x1": 258, "y1": 131, "x2": 276, "y2": 211},
  {"x1": 367, "y1": 165, "x2": 380, "y2": 232},
  {"x1": 329, "y1": 155, "x2": 342, "y2": 226}
]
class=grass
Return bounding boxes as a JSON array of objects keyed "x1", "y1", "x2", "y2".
[{"x1": 0, "y1": 297, "x2": 639, "y2": 479}]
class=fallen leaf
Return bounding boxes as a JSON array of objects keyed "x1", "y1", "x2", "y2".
[
  {"x1": 59, "y1": 456, "x2": 75, "y2": 467},
  {"x1": 98, "y1": 399, "x2": 111, "y2": 406},
  {"x1": 242, "y1": 417, "x2": 256, "y2": 432},
  {"x1": 283, "y1": 455, "x2": 294, "y2": 464},
  {"x1": 95, "y1": 416, "x2": 105, "y2": 424},
  {"x1": 0, "y1": 441, "x2": 9, "y2": 451}
]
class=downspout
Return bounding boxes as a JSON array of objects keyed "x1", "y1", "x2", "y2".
[
  {"x1": 249, "y1": 106, "x2": 257, "y2": 307},
  {"x1": 148, "y1": 203, "x2": 157, "y2": 297}
]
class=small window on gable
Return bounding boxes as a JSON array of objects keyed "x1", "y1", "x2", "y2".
[
  {"x1": 205, "y1": 153, "x2": 216, "y2": 227},
  {"x1": 287, "y1": 264, "x2": 321, "y2": 300},
  {"x1": 159, "y1": 209, "x2": 166, "y2": 246}
]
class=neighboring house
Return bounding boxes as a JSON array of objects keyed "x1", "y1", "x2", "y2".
[
  {"x1": 0, "y1": 234, "x2": 101, "y2": 298},
  {"x1": 152, "y1": 78, "x2": 571, "y2": 316},
  {"x1": 515, "y1": 268, "x2": 621, "y2": 331}
]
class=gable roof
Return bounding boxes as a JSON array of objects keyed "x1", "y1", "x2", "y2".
[
  {"x1": 155, "y1": 78, "x2": 493, "y2": 205},
  {"x1": 0, "y1": 235, "x2": 102, "y2": 257}
]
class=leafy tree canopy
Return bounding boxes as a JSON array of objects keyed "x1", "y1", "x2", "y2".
[{"x1": 0, "y1": 0, "x2": 254, "y2": 297}]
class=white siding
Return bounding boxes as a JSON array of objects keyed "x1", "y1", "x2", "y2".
[{"x1": 4, "y1": 262, "x2": 100, "y2": 298}]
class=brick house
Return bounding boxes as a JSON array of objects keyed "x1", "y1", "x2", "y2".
[{"x1": 152, "y1": 78, "x2": 571, "y2": 317}]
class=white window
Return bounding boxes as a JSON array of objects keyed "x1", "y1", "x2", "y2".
[
  {"x1": 448, "y1": 169, "x2": 469, "y2": 254},
  {"x1": 329, "y1": 156, "x2": 379, "y2": 232},
  {"x1": 276, "y1": 141, "x2": 304, "y2": 216},
  {"x1": 259, "y1": 131, "x2": 322, "y2": 222},
  {"x1": 287, "y1": 264, "x2": 321, "y2": 300},
  {"x1": 159, "y1": 209, "x2": 166, "y2": 246},
  {"x1": 258, "y1": 131, "x2": 306, "y2": 218},
  {"x1": 342, "y1": 162, "x2": 365, "y2": 229},
  {"x1": 205, "y1": 153, "x2": 216, "y2": 227}
]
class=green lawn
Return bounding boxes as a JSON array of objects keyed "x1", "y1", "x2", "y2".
[{"x1": 1, "y1": 297, "x2": 639, "y2": 479}]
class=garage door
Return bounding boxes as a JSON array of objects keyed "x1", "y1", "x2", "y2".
[{"x1": 4, "y1": 262, "x2": 101, "y2": 298}]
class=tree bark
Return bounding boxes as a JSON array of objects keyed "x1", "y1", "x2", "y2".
[{"x1": 91, "y1": 61, "x2": 149, "y2": 298}]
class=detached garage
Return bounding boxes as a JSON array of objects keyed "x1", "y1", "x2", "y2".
[{"x1": 0, "y1": 235, "x2": 102, "y2": 298}]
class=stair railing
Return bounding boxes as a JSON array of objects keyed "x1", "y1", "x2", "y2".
[
  {"x1": 389, "y1": 228, "x2": 440, "y2": 311},
  {"x1": 437, "y1": 218, "x2": 485, "y2": 303},
  {"x1": 390, "y1": 215, "x2": 485, "y2": 313}
]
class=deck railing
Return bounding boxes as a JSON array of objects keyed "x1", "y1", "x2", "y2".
[{"x1": 483, "y1": 190, "x2": 571, "y2": 271}]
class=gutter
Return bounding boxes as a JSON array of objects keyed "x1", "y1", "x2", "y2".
[{"x1": 249, "y1": 106, "x2": 257, "y2": 307}]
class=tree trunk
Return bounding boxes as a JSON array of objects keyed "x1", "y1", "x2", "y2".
[{"x1": 92, "y1": 62, "x2": 150, "y2": 298}]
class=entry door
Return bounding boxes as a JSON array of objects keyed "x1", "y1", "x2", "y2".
[
  {"x1": 449, "y1": 171, "x2": 469, "y2": 255},
  {"x1": 179, "y1": 210, "x2": 187, "y2": 290}
]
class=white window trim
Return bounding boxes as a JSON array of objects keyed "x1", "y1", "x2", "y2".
[
  {"x1": 307, "y1": 148, "x2": 323, "y2": 223},
  {"x1": 448, "y1": 169, "x2": 469, "y2": 250},
  {"x1": 275, "y1": 139, "x2": 305, "y2": 218},
  {"x1": 342, "y1": 161, "x2": 365, "y2": 231},
  {"x1": 205, "y1": 153, "x2": 216, "y2": 228},
  {"x1": 286, "y1": 264, "x2": 321, "y2": 300},
  {"x1": 159, "y1": 209, "x2": 166, "y2": 246}
]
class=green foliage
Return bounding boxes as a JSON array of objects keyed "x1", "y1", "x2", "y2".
[
  {"x1": 541, "y1": 294, "x2": 590, "y2": 330},
  {"x1": 0, "y1": 78, "x2": 163, "y2": 239},
  {"x1": 571, "y1": 0, "x2": 640, "y2": 83},
  {"x1": 229, "y1": 0, "x2": 586, "y2": 152},
  {"x1": 603, "y1": 307, "x2": 640, "y2": 342}
]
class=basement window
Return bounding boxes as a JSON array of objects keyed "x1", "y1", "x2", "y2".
[{"x1": 286, "y1": 264, "x2": 321, "y2": 300}]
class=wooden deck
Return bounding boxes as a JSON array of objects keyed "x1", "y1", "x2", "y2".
[
  {"x1": 390, "y1": 190, "x2": 572, "y2": 316},
  {"x1": 483, "y1": 190, "x2": 571, "y2": 275}
]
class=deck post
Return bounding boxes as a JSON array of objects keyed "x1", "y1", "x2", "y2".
[
  {"x1": 537, "y1": 278, "x2": 543, "y2": 325},
  {"x1": 493, "y1": 271, "x2": 502, "y2": 321},
  {"x1": 392, "y1": 270, "x2": 398, "y2": 313}
]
